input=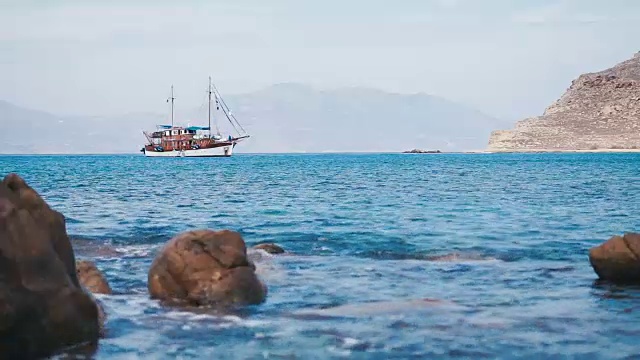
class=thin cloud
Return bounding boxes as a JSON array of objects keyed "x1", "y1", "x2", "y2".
[
  {"x1": 436, "y1": 0, "x2": 459, "y2": 9},
  {"x1": 510, "y1": 2, "x2": 610, "y2": 25}
]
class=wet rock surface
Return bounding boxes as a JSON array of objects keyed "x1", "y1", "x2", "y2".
[
  {"x1": 589, "y1": 233, "x2": 640, "y2": 283},
  {"x1": 253, "y1": 243, "x2": 286, "y2": 254},
  {"x1": 0, "y1": 174, "x2": 100, "y2": 359},
  {"x1": 148, "y1": 229, "x2": 267, "y2": 307},
  {"x1": 76, "y1": 260, "x2": 113, "y2": 295}
]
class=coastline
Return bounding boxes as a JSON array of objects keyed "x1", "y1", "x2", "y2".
[
  {"x1": 483, "y1": 148, "x2": 640, "y2": 154},
  {"x1": 2, "y1": 148, "x2": 640, "y2": 156},
  {"x1": 2, "y1": 145, "x2": 640, "y2": 359}
]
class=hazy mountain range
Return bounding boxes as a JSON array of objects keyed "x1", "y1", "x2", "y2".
[{"x1": 0, "y1": 83, "x2": 509, "y2": 154}]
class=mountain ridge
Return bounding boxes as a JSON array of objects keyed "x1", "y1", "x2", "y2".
[
  {"x1": 488, "y1": 52, "x2": 640, "y2": 151},
  {"x1": 0, "y1": 83, "x2": 505, "y2": 154}
]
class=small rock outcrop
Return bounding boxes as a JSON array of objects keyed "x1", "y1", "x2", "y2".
[
  {"x1": 589, "y1": 233, "x2": 640, "y2": 283},
  {"x1": 253, "y1": 243, "x2": 285, "y2": 254},
  {"x1": 402, "y1": 149, "x2": 442, "y2": 154},
  {"x1": 488, "y1": 52, "x2": 640, "y2": 151},
  {"x1": 148, "y1": 229, "x2": 267, "y2": 307},
  {"x1": 76, "y1": 260, "x2": 112, "y2": 295},
  {"x1": 0, "y1": 174, "x2": 101, "y2": 358}
]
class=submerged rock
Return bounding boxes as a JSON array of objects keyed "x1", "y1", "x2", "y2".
[
  {"x1": 291, "y1": 298, "x2": 459, "y2": 319},
  {"x1": 148, "y1": 229, "x2": 267, "y2": 307},
  {"x1": 424, "y1": 252, "x2": 499, "y2": 263},
  {"x1": 252, "y1": 243, "x2": 285, "y2": 254},
  {"x1": 76, "y1": 260, "x2": 112, "y2": 295},
  {"x1": 0, "y1": 174, "x2": 101, "y2": 358},
  {"x1": 70, "y1": 237, "x2": 123, "y2": 258},
  {"x1": 589, "y1": 233, "x2": 640, "y2": 283}
]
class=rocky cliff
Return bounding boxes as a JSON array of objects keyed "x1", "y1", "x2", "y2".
[{"x1": 488, "y1": 52, "x2": 640, "y2": 151}]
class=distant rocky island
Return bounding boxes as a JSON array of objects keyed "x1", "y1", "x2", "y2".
[
  {"x1": 488, "y1": 52, "x2": 640, "y2": 152},
  {"x1": 402, "y1": 149, "x2": 442, "y2": 154}
]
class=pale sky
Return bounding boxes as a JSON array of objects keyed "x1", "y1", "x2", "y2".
[{"x1": 1, "y1": 0, "x2": 639, "y2": 121}]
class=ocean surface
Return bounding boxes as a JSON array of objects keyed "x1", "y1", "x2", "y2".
[{"x1": 1, "y1": 153, "x2": 640, "y2": 359}]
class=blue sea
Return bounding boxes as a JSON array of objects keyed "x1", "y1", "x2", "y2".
[{"x1": 1, "y1": 153, "x2": 640, "y2": 359}]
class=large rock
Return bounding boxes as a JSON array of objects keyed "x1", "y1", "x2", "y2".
[
  {"x1": 589, "y1": 233, "x2": 640, "y2": 282},
  {"x1": 148, "y1": 230, "x2": 267, "y2": 306},
  {"x1": 0, "y1": 174, "x2": 101, "y2": 358},
  {"x1": 488, "y1": 52, "x2": 640, "y2": 151},
  {"x1": 76, "y1": 260, "x2": 112, "y2": 295}
]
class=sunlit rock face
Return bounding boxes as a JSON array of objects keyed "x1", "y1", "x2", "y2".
[{"x1": 489, "y1": 52, "x2": 640, "y2": 151}]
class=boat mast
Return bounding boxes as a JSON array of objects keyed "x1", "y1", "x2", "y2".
[
  {"x1": 169, "y1": 85, "x2": 175, "y2": 127},
  {"x1": 208, "y1": 77, "x2": 212, "y2": 138}
]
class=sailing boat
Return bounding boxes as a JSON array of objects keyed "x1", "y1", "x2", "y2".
[{"x1": 141, "y1": 77, "x2": 249, "y2": 157}]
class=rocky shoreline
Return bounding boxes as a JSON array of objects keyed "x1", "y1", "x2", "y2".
[
  {"x1": 1, "y1": 172, "x2": 637, "y2": 357},
  {"x1": 485, "y1": 148, "x2": 640, "y2": 154},
  {"x1": 0, "y1": 173, "x2": 289, "y2": 358}
]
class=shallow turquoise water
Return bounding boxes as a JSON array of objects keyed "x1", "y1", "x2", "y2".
[{"x1": 1, "y1": 153, "x2": 640, "y2": 359}]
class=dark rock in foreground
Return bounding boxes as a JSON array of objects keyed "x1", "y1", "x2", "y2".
[
  {"x1": 402, "y1": 149, "x2": 442, "y2": 154},
  {"x1": 76, "y1": 260, "x2": 112, "y2": 295},
  {"x1": 589, "y1": 233, "x2": 640, "y2": 283},
  {"x1": 148, "y1": 229, "x2": 267, "y2": 307},
  {"x1": 253, "y1": 243, "x2": 286, "y2": 254},
  {"x1": 0, "y1": 174, "x2": 101, "y2": 359}
]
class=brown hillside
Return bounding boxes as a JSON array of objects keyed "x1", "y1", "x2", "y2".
[{"x1": 488, "y1": 52, "x2": 640, "y2": 151}]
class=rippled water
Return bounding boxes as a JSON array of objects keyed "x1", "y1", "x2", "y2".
[{"x1": 2, "y1": 153, "x2": 640, "y2": 359}]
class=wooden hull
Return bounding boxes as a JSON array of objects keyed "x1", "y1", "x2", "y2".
[{"x1": 143, "y1": 144, "x2": 234, "y2": 157}]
